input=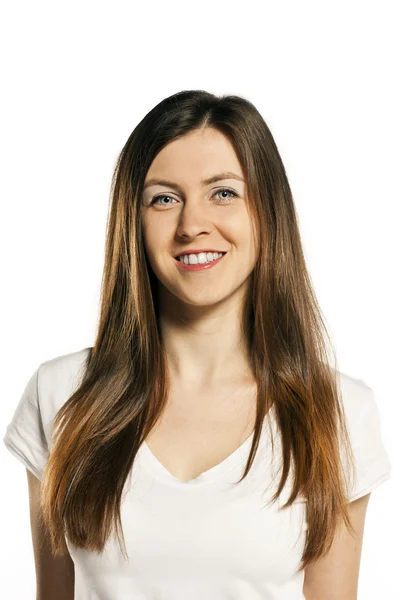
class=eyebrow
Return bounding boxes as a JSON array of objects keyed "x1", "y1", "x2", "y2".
[{"x1": 143, "y1": 171, "x2": 245, "y2": 192}]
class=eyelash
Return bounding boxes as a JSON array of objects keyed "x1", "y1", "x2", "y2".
[{"x1": 149, "y1": 187, "x2": 238, "y2": 207}]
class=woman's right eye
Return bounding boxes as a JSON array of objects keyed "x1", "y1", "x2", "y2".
[{"x1": 150, "y1": 195, "x2": 178, "y2": 206}]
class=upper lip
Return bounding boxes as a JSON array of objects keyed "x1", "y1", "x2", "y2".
[{"x1": 174, "y1": 249, "x2": 228, "y2": 259}]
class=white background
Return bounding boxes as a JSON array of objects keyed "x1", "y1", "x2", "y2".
[{"x1": 1, "y1": 1, "x2": 398, "y2": 598}]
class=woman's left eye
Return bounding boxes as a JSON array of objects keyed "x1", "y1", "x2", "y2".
[
  {"x1": 150, "y1": 187, "x2": 238, "y2": 207},
  {"x1": 214, "y1": 188, "x2": 238, "y2": 202}
]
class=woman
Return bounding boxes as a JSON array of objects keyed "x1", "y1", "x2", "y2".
[{"x1": 4, "y1": 90, "x2": 392, "y2": 599}]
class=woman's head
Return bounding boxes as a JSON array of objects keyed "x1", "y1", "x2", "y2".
[{"x1": 107, "y1": 90, "x2": 298, "y2": 354}]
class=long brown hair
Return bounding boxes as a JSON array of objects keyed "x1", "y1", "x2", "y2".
[{"x1": 41, "y1": 90, "x2": 356, "y2": 574}]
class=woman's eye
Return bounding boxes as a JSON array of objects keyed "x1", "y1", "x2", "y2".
[
  {"x1": 214, "y1": 188, "x2": 238, "y2": 202},
  {"x1": 150, "y1": 195, "x2": 178, "y2": 206},
  {"x1": 150, "y1": 188, "x2": 238, "y2": 207}
]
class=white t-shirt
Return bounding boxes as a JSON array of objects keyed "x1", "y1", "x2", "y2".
[{"x1": 3, "y1": 347, "x2": 392, "y2": 600}]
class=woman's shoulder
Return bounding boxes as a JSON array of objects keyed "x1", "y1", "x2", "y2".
[
  {"x1": 39, "y1": 346, "x2": 91, "y2": 380},
  {"x1": 3, "y1": 347, "x2": 92, "y2": 480},
  {"x1": 36, "y1": 346, "x2": 92, "y2": 420},
  {"x1": 331, "y1": 366, "x2": 374, "y2": 417},
  {"x1": 331, "y1": 367, "x2": 392, "y2": 501}
]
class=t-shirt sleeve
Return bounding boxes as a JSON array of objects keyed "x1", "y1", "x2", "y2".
[
  {"x1": 344, "y1": 382, "x2": 392, "y2": 502},
  {"x1": 3, "y1": 363, "x2": 49, "y2": 481}
]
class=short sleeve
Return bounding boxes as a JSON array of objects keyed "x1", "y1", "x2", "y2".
[
  {"x1": 3, "y1": 364, "x2": 49, "y2": 481},
  {"x1": 345, "y1": 383, "x2": 392, "y2": 502}
]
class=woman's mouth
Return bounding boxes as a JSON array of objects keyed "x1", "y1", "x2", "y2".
[{"x1": 174, "y1": 251, "x2": 227, "y2": 272}]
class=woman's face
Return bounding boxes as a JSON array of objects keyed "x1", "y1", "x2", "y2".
[{"x1": 140, "y1": 127, "x2": 258, "y2": 310}]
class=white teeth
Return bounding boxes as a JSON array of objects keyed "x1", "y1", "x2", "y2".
[{"x1": 179, "y1": 252, "x2": 224, "y2": 265}]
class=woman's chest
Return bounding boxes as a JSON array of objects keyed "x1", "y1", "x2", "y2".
[{"x1": 144, "y1": 383, "x2": 259, "y2": 483}]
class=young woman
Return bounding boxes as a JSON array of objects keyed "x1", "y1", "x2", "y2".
[{"x1": 4, "y1": 90, "x2": 392, "y2": 600}]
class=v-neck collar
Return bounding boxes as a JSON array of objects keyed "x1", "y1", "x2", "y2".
[{"x1": 138, "y1": 410, "x2": 275, "y2": 487}]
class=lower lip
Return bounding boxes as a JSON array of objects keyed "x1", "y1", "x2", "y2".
[{"x1": 175, "y1": 253, "x2": 226, "y2": 271}]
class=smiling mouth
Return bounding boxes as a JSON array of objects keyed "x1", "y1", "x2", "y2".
[{"x1": 174, "y1": 252, "x2": 227, "y2": 263}]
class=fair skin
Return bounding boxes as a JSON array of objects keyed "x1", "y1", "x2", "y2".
[
  {"x1": 141, "y1": 126, "x2": 258, "y2": 392},
  {"x1": 140, "y1": 127, "x2": 260, "y2": 482}
]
